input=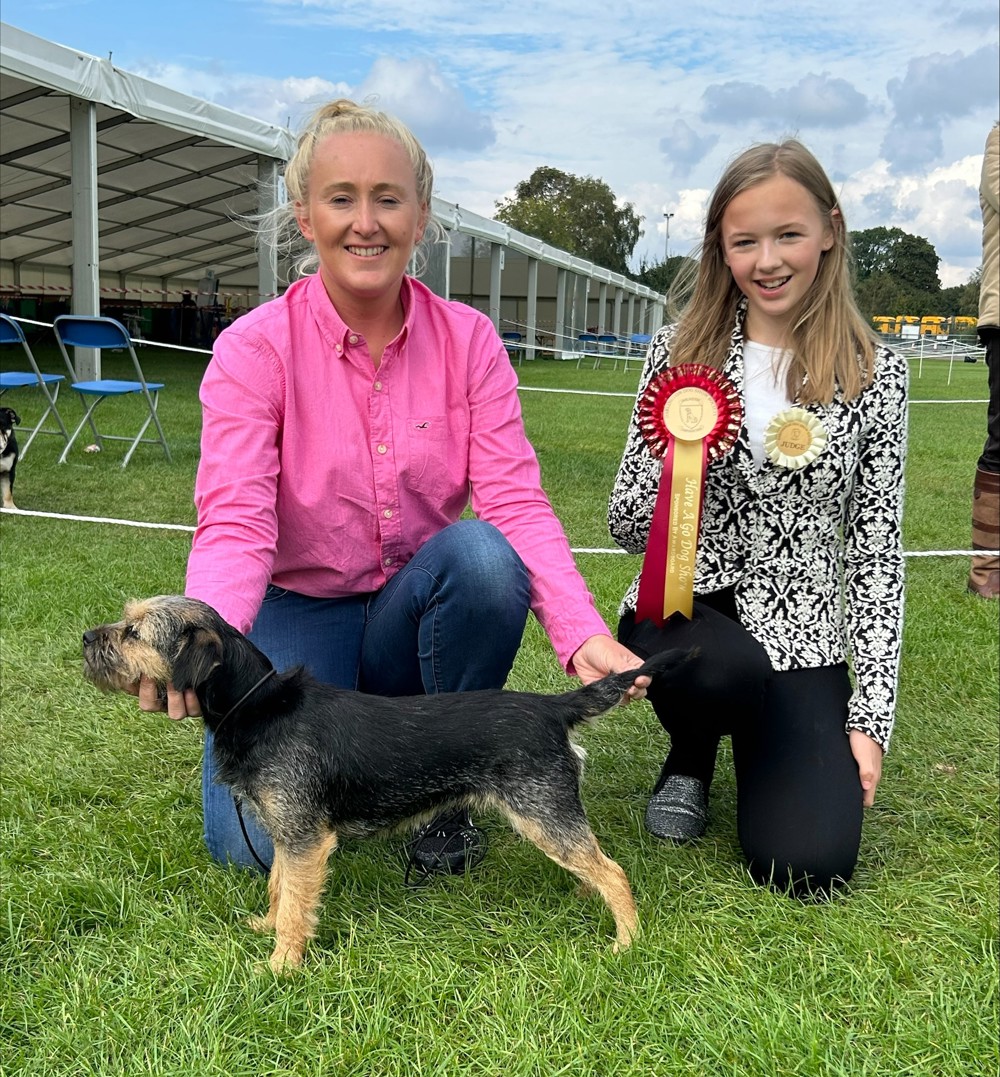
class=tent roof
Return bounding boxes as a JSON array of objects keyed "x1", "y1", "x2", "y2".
[
  {"x1": 1, "y1": 23, "x2": 295, "y2": 288},
  {"x1": 0, "y1": 23, "x2": 661, "y2": 298}
]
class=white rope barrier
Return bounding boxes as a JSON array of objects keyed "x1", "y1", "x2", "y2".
[
  {"x1": 517, "y1": 385, "x2": 989, "y2": 404},
  {"x1": 2, "y1": 508, "x2": 996, "y2": 559}
]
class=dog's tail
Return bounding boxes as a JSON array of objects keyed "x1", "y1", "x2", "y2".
[{"x1": 562, "y1": 647, "x2": 692, "y2": 726}]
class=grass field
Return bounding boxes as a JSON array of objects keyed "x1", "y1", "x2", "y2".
[{"x1": 1, "y1": 339, "x2": 997, "y2": 1076}]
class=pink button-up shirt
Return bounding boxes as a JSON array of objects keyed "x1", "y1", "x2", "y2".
[{"x1": 186, "y1": 273, "x2": 610, "y2": 671}]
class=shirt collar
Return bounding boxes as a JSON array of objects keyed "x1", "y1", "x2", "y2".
[{"x1": 305, "y1": 271, "x2": 414, "y2": 355}]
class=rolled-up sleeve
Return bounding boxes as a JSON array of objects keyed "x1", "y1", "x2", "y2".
[{"x1": 465, "y1": 327, "x2": 610, "y2": 672}]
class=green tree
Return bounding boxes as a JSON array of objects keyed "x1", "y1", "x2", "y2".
[
  {"x1": 854, "y1": 271, "x2": 905, "y2": 322},
  {"x1": 958, "y1": 266, "x2": 982, "y2": 318},
  {"x1": 850, "y1": 226, "x2": 941, "y2": 293},
  {"x1": 635, "y1": 254, "x2": 693, "y2": 295},
  {"x1": 495, "y1": 167, "x2": 642, "y2": 276}
]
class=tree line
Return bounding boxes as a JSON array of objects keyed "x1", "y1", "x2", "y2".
[{"x1": 494, "y1": 168, "x2": 981, "y2": 324}]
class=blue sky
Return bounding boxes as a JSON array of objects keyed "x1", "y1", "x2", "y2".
[{"x1": 3, "y1": 0, "x2": 998, "y2": 285}]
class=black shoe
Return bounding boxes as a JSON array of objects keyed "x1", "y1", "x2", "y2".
[
  {"x1": 644, "y1": 775, "x2": 708, "y2": 842},
  {"x1": 405, "y1": 807, "x2": 487, "y2": 885}
]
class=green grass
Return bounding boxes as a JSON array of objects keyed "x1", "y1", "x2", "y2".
[{"x1": 1, "y1": 346, "x2": 997, "y2": 1076}]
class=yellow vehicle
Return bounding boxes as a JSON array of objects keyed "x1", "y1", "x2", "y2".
[
  {"x1": 873, "y1": 316, "x2": 895, "y2": 335},
  {"x1": 920, "y1": 315, "x2": 946, "y2": 336},
  {"x1": 896, "y1": 315, "x2": 921, "y2": 338},
  {"x1": 951, "y1": 316, "x2": 978, "y2": 335}
]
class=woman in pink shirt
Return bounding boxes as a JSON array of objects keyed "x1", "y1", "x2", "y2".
[{"x1": 145, "y1": 98, "x2": 647, "y2": 877}]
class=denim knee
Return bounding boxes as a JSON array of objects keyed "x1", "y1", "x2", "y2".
[
  {"x1": 432, "y1": 520, "x2": 530, "y2": 611},
  {"x1": 202, "y1": 733, "x2": 273, "y2": 873}
]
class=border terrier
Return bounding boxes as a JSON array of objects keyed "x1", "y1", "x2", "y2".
[{"x1": 83, "y1": 595, "x2": 687, "y2": 972}]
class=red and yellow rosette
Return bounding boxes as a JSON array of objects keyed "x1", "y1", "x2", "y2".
[{"x1": 635, "y1": 364, "x2": 742, "y2": 624}]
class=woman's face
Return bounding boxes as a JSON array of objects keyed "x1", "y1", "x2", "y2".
[
  {"x1": 294, "y1": 130, "x2": 428, "y2": 311},
  {"x1": 720, "y1": 171, "x2": 835, "y2": 346}
]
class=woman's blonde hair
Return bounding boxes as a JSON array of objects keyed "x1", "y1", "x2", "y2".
[
  {"x1": 668, "y1": 139, "x2": 875, "y2": 404},
  {"x1": 256, "y1": 98, "x2": 443, "y2": 280}
]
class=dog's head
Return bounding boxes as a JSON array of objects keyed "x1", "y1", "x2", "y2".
[
  {"x1": 0, "y1": 407, "x2": 19, "y2": 449},
  {"x1": 82, "y1": 595, "x2": 231, "y2": 698}
]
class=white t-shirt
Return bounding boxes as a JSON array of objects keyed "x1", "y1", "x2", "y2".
[{"x1": 743, "y1": 340, "x2": 792, "y2": 467}]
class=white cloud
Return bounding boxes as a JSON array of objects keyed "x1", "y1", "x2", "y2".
[
  {"x1": 843, "y1": 156, "x2": 984, "y2": 285},
  {"x1": 881, "y1": 44, "x2": 1000, "y2": 171},
  {"x1": 357, "y1": 57, "x2": 495, "y2": 152},
  {"x1": 702, "y1": 74, "x2": 871, "y2": 128},
  {"x1": 131, "y1": 61, "x2": 351, "y2": 128}
]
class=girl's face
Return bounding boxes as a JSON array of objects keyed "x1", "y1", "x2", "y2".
[
  {"x1": 294, "y1": 130, "x2": 428, "y2": 312},
  {"x1": 720, "y1": 172, "x2": 835, "y2": 347}
]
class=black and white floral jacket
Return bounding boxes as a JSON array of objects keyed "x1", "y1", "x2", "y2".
[{"x1": 608, "y1": 306, "x2": 908, "y2": 751}]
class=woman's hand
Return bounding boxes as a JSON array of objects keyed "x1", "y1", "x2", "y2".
[
  {"x1": 124, "y1": 675, "x2": 201, "y2": 721},
  {"x1": 849, "y1": 729, "x2": 884, "y2": 807},
  {"x1": 570, "y1": 635, "x2": 649, "y2": 702}
]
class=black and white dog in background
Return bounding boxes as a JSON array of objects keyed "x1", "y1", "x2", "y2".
[{"x1": 0, "y1": 407, "x2": 20, "y2": 509}]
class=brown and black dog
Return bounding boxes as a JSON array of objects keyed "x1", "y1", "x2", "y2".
[
  {"x1": 0, "y1": 406, "x2": 20, "y2": 508},
  {"x1": 83, "y1": 595, "x2": 687, "y2": 972}
]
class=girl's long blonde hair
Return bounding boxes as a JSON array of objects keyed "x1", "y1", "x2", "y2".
[
  {"x1": 255, "y1": 98, "x2": 443, "y2": 280},
  {"x1": 668, "y1": 140, "x2": 875, "y2": 404}
]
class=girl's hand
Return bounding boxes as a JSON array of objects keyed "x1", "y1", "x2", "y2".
[{"x1": 849, "y1": 729, "x2": 884, "y2": 807}]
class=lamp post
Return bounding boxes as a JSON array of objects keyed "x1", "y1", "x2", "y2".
[{"x1": 663, "y1": 211, "x2": 675, "y2": 263}]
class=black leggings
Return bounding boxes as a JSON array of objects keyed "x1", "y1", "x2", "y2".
[{"x1": 619, "y1": 593, "x2": 863, "y2": 896}]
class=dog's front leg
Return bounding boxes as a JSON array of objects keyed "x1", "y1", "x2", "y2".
[
  {"x1": 266, "y1": 830, "x2": 338, "y2": 974},
  {"x1": 247, "y1": 856, "x2": 283, "y2": 935}
]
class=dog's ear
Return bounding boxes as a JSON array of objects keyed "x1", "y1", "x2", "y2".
[{"x1": 171, "y1": 625, "x2": 224, "y2": 692}]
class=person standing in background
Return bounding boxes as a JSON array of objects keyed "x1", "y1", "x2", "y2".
[{"x1": 969, "y1": 121, "x2": 999, "y2": 599}]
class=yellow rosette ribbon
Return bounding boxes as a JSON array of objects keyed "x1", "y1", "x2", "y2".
[
  {"x1": 763, "y1": 407, "x2": 827, "y2": 469},
  {"x1": 635, "y1": 364, "x2": 742, "y2": 625}
]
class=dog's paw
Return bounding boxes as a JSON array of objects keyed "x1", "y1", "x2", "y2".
[
  {"x1": 267, "y1": 945, "x2": 304, "y2": 975},
  {"x1": 611, "y1": 923, "x2": 638, "y2": 954},
  {"x1": 246, "y1": 913, "x2": 275, "y2": 935}
]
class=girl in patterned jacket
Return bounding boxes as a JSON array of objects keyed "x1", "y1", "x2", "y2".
[{"x1": 609, "y1": 140, "x2": 908, "y2": 896}]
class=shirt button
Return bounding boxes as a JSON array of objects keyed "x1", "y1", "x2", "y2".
[
  {"x1": 377, "y1": 444, "x2": 388, "y2": 454},
  {"x1": 383, "y1": 508, "x2": 393, "y2": 519},
  {"x1": 335, "y1": 344, "x2": 343, "y2": 353},
  {"x1": 349, "y1": 334, "x2": 359, "y2": 344},
  {"x1": 374, "y1": 380, "x2": 382, "y2": 391},
  {"x1": 384, "y1": 557, "x2": 393, "y2": 566}
]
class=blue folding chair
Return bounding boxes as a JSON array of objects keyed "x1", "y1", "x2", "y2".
[
  {"x1": 595, "y1": 333, "x2": 621, "y2": 370},
  {"x1": 575, "y1": 332, "x2": 600, "y2": 369},
  {"x1": 53, "y1": 315, "x2": 171, "y2": 467},
  {"x1": 623, "y1": 333, "x2": 652, "y2": 373},
  {"x1": 0, "y1": 312, "x2": 70, "y2": 457},
  {"x1": 501, "y1": 331, "x2": 525, "y2": 366}
]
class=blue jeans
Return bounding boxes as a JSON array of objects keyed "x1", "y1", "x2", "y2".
[{"x1": 202, "y1": 520, "x2": 531, "y2": 870}]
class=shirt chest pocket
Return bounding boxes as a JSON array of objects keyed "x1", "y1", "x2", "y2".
[{"x1": 404, "y1": 415, "x2": 464, "y2": 497}]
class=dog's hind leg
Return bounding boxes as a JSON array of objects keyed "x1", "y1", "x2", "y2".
[
  {"x1": 265, "y1": 829, "x2": 338, "y2": 974},
  {"x1": 504, "y1": 811, "x2": 638, "y2": 952}
]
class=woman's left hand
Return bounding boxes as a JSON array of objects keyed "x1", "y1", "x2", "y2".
[
  {"x1": 849, "y1": 730, "x2": 884, "y2": 807},
  {"x1": 570, "y1": 635, "x2": 649, "y2": 702}
]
